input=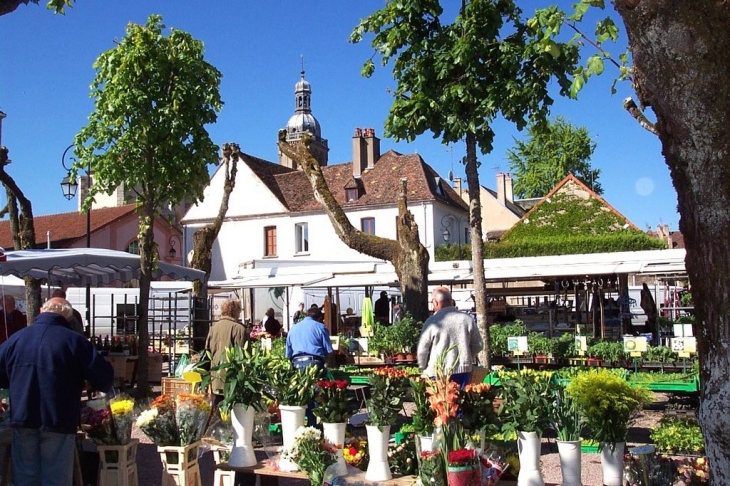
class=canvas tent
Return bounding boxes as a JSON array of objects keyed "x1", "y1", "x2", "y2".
[{"x1": 0, "y1": 248, "x2": 204, "y2": 286}]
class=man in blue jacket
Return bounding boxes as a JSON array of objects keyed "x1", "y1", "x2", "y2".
[
  {"x1": 286, "y1": 306, "x2": 334, "y2": 427},
  {"x1": 0, "y1": 297, "x2": 114, "y2": 486}
]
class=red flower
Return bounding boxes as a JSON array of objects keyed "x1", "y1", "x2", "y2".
[
  {"x1": 348, "y1": 446, "x2": 357, "y2": 456},
  {"x1": 335, "y1": 380, "x2": 349, "y2": 390},
  {"x1": 448, "y1": 448, "x2": 476, "y2": 466}
]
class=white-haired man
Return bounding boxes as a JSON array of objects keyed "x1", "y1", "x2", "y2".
[
  {"x1": 417, "y1": 287, "x2": 483, "y2": 387},
  {"x1": 0, "y1": 297, "x2": 114, "y2": 486}
]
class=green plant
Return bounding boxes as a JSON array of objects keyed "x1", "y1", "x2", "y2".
[
  {"x1": 587, "y1": 340, "x2": 625, "y2": 363},
  {"x1": 566, "y1": 368, "x2": 654, "y2": 450},
  {"x1": 497, "y1": 369, "x2": 554, "y2": 436},
  {"x1": 650, "y1": 417, "x2": 705, "y2": 455},
  {"x1": 489, "y1": 320, "x2": 528, "y2": 356},
  {"x1": 645, "y1": 345, "x2": 677, "y2": 363},
  {"x1": 313, "y1": 379, "x2": 353, "y2": 424},
  {"x1": 392, "y1": 314, "x2": 422, "y2": 353},
  {"x1": 554, "y1": 333, "x2": 576, "y2": 360},
  {"x1": 203, "y1": 342, "x2": 274, "y2": 413},
  {"x1": 268, "y1": 357, "x2": 321, "y2": 406},
  {"x1": 389, "y1": 432, "x2": 418, "y2": 475},
  {"x1": 410, "y1": 376, "x2": 436, "y2": 436},
  {"x1": 367, "y1": 367, "x2": 410, "y2": 427},
  {"x1": 528, "y1": 333, "x2": 557, "y2": 356},
  {"x1": 680, "y1": 291, "x2": 693, "y2": 307},
  {"x1": 549, "y1": 383, "x2": 583, "y2": 442}
]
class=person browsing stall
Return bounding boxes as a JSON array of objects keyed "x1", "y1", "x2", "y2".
[
  {"x1": 286, "y1": 306, "x2": 334, "y2": 426},
  {"x1": 0, "y1": 297, "x2": 114, "y2": 486},
  {"x1": 205, "y1": 299, "x2": 249, "y2": 403},
  {"x1": 0, "y1": 295, "x2": 27, "y2": 345},
  {"x1": 417, "y1": 286, "x2": 483, "y2": 388}
]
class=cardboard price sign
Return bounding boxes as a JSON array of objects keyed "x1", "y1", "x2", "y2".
[{"x1": 507, "y1": 336, "x2": 529, "y2": 355}]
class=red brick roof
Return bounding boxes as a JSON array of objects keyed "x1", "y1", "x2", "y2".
[
  {"x1": 243, "y1": 149, "x2": 468, "y2": 213},
  {"x1": 0, "y1": 205, "x2": 138, "y2": 250}
]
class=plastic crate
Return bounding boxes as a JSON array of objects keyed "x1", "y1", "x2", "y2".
[{"x1": 161, "y1": 377, "x2": 194, "y2": 398}]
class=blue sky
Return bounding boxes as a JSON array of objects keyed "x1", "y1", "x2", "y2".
[{"x1": 0, "y1": 1, "x2": 679, "y2": 231}]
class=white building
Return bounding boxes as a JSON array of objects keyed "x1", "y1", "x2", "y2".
[{"x1": 181, "y1": 71, "x2": 468, "y2": 283}]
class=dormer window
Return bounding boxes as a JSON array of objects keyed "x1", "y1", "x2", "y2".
[
  {"x1": 434, "y1": 176, "x2": 445, "y2": 196},
  {"x1": 346, "y1": 188, "x2": 359, "y2": 202}
]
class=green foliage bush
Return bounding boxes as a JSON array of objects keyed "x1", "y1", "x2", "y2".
[
  {"x1": 482, "y1": 233, "x2": 665, "y2": 259},
  {"x1": 489, "y1": 320, "x2": 528, "y2": 356},
  {"x1": 650, "y1": 418, "x2": 705, "y2": 455}
]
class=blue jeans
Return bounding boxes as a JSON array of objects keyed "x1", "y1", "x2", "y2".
[
  {"x1": 291, "y1": 358, "x2": 325, "y2": 428},
  {"x1": 11, "y1": 428, "x2": 75, "y2": 486}
]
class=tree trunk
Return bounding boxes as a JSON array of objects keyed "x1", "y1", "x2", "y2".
[
  {"x1": 135, "y1": 210, "x2": 155, "y2": 396},
  {"x1": 1, "y1": 148, "x2": 41, "y2": 321},
  {"x1": 615, "y1": 2, "x2": 730, "y2": 482},
  {"x1": 277, "y1": 132, "x2": 430, "y2": 321},
  {"x1": 190, "y1": 143, "x2": 239, "y2": 350},
  {"x1": 464, "y1": 133, "x2": 490, "y2": 368}
]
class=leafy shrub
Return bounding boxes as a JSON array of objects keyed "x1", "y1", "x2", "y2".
[
  {"x1": 650, "y1": 417, "x2": 705, "y2": 455},
  {"x1": 489, "y1": 320, "x2": 528, "y2": 356}
]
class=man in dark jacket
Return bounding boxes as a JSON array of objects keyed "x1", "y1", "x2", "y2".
[{"x1": 0, "y1": 297, "x2": 114, "y2": 486}]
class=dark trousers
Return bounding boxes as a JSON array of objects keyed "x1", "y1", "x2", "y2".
[{"x1": 291, "y1": 357, "x2": 325, "y2": 428}]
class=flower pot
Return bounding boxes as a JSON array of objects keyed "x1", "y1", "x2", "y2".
[
  {"x1": 556, "y1": 440, "x2": 582, "y2": 486},
  {"x1": 322, "y1": 422, "x2": 348, "y2": 476},
  {"x1": 446, "y1": 464, "x2": 480, "y2": 486},
  {"x1": 517, "y1": 431, "x2": 545, "y2": 486},
  {"x1": 365, "y1": 425, "x2": 392, "y2": 481},
  {"x1": 600, "y1": 442, "x2": 625, "y2": 486},
  {"x1": 279, "y1": 405, "x2": 307, "y2": 472},
  {"x1": 229, "y1": 404, "x2": 257, "y2": 468}
]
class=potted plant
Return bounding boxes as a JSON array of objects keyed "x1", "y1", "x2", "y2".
[
  {"x1": 528, "y1": 333, "x2": 557, "y2": 363},
  {"x1": 489, "y1": 320, "x2": 528, "y2": 358},
  {"x1": 365, "y1": 367, "x2": 410, "y2": 481},
  {"x1": 644, "y1": 344, "x2": 678, "y2": 371},
  {"x1": 202, "y1": 342, "x2": 273, "y2": 467},
  {"x1": 313, "y1": 379, "x2": 354, "y2": 475},
  {"x1": 268, "y1": 357, "x2": 321, "y2": 471},
  {"x1": 566, "y1": 368, "x2": 654, "y2": 486},
  {"x1": 498, "y1": 368, "x2": 553, "y2": 486},
  {"x1": 549, "y1": 383, "x2": 584, "y2": 486}
]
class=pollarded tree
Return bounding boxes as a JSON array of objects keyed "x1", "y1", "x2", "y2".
[
  {"x1": 351, "y1": 0, "x2": 580, "y2": 367},
  {"x1": 277, "y1": 132, "x2": 430, "y2": 322},
  {"x1": 508, "y1": 116, "x2": 601, "y2": 198},
  {"x1": 74, "y1": 14, "x2": 222, "y2": 394}
]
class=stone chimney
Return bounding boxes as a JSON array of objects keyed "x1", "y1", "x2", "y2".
[
  {"x1": 363, "y1": 127, "x2": 380, "y2": 169},
  {"x1": 496, "y1": 172, "x2": 514, "y2": 205},
  {"x1": 504, "y1": 173, "x2": 514, "y2": 203},
  {"x1": 496, "y1": 173, "x2": 505, "y2": 204},
  {"x1": 352, "y1": 128, "x2": 367, "y2": 178},
  {"x1": 657, "y1": 224, "x2": 670, "y2": 245},
  {"x1": 454, "y1": 176, "x2": 462, "y2": 197}
]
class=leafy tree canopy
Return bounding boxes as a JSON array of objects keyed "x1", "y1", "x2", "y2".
[
  {"x1": 508, "y1": 116, "x2": 601, "y2": 198},
  {"x1": 74, "y1": 14, "x2": 222, "y2": 219}
]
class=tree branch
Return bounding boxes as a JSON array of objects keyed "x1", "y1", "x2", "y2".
[{"x1": 623, "y1": 97, "x2": 658, "y2": 135}]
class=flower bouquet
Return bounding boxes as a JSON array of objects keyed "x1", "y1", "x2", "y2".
[
  {"x1": 175, "y1": 393, "x2": 213, "y2": 446},
  {"x1": 80, "y1": 395, "x2": 136, "y2": 445},
  {"x1": 80, "y1": 403, "x2": 115, "y2": 446},
  {"x1": 313, "y1": 379, "x2": 353, "y2": 424},
  {"x1": 410, "y1": 377, "x2": 436, "y2": 437},
  {"x1": 367, "y1": 367, "x2": 409, "y2": 427},
  {"x1": 446, "y1": 448, "x2": 480, "y2": 486},
  {"x1": 280, "y1": 426, "x2": 340, "y2": 486},
  {"x1": 110, "y1": 394, "x2": 136, "y2": 445},
  {"x1": 135, "y1": 394, "x2": 180, "y2": 446},
  {"x1": 419, "y1": 450, "x2": 446, "y2": 486},
  {"x1": 343, "y1": 437, "x2": 368, "y2": 470}
]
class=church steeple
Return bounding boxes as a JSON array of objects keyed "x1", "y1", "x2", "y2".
[{"x1": 278, "y1": 63, "x2": 329, "y2": 169}]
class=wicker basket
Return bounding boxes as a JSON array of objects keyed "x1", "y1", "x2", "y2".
[{"x1": 161, "y1": 377, "x2": 194, "y2": 398}]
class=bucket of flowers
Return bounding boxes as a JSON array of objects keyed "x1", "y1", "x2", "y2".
[
  {"x1": 343, "y1": 436, "x2": 368, "y2": 470},
  {"x1": 81, "y1": 394, "x2": 138, "y2": 470},
  {"x1": 280, "y1": 426, "x2": 340, "y2": 486},
  {"x1": 419, "y1": 449, "x2": 446, "y2": 486},
  {"x1": 460, "y1": 383, "x2": 497, "y2": 448},
  {"x1": 136, "y1": 392, "x2": 213, "y2": 478},
  {"x1": 314, "y1": 379, "x2": 354, "y2": 475},
  {"x1": 446, "y1": 448, "x2": 480, "y2": 486}
]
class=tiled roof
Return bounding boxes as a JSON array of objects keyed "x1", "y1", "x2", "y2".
[
  {"x1": 0, "y1": 205, "x2": 138, "y2": 249},
  {"x1": 244, "y1": 149, "x2": 468, "y2": 213}
]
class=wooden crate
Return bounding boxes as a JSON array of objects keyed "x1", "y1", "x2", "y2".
[
  {"x1": 158, "y1": 442, "x2": 201, "y2": 486},
  {"x1": 161, "y1": 377, "x2": 194, "y2": 398}
]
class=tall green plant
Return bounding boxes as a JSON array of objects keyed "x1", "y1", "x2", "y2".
[
  {"x1": 268, "y1": 357, "x2": 321, "y2": 406},
  {"x1": 498, "y1": 369, "x2": 554, "y2": 436},
  {"x1": 566, "y1": 368, "x2": 653, "y2": 450},
  {"x1": 549, "y1": 383, "x2": 583, "y2": 442}
]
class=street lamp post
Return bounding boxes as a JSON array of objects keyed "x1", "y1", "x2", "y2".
[
  {"x1": 60, "y1": 144, "x2": 92, "y2": 335},
  {"x1": 441, "y1": 213, "x2": 469, "y2": 260}
]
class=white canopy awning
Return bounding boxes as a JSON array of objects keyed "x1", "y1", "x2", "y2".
[{"x1": 0, "y1": 248, "x2": 205, "y2": 287}]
